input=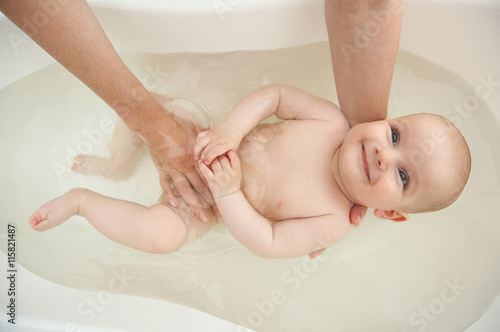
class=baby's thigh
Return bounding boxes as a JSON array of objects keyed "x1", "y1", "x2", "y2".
[{"x1": 159, "y1": 195, "x2": 217, "y2": 246}]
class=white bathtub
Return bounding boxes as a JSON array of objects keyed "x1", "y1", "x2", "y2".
[{"x1": 1, "y1": 0, "x2": 499, "y2": 331}]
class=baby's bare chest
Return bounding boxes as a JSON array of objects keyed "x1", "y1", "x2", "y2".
[{"x1": 238, "y1": 120, "x2": 348, "y2": 220}]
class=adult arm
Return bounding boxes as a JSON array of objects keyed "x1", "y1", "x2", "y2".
[
  {"x1": 0, "y1": 0, "x2": 212, "y2": 221},
  {"x1": 325, "y1": 0, "x2": 401, "y2": 126},
  {"x1": 325, "y1": 0, "x2": 402, "y2": 230}
]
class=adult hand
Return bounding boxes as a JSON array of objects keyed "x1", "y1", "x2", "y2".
[
  {"x1": 0, "y1": 0, "x2": 215, "y2": 221},
  {"x1": 0, "y1": 0, "x2": 216, "y2": 221},
  {"x1": 148, "y1": 145, "x2": 213, "y2": 222},
  {"x1": 144, "y1": 108, "x2": 215, "y2": 223}
]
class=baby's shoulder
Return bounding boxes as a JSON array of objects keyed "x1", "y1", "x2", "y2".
[{"x1": 312, "y1": 100, "x2": 350, "y2": 132}]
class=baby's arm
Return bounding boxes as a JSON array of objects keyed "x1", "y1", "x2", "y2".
[
  {"x1": 199, "y1": 152, "x2": 350, "y2": 258},
  {"x1": 194, "y1": 85, "x2": 341, "y2": 164},
  {"x1": 220, "y1": 194, "x2": 350, "y2": 258}
]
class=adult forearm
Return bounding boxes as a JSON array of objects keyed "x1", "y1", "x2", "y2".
[
  {"x1": 0, "y1": 0, "x2": 175, "y2": 144},
  {"x1": 326, "y1": 0, "x2": 402, "y2": 126}
]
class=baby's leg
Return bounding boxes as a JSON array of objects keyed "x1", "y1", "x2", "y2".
[
  {"x1": 72, "y1": 118, "x2": 144, "y2": 180},
  {"x1": 29, "y1": 188, "x2": 191, "y2": 254},
  {"x1": 72, "y1": 95, "x2": 206, "y2": 181}
]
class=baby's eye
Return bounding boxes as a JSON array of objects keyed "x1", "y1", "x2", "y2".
[
  {"x1": 391, "y1": 128, "x2": 400, "y2": 146},
  {"x1": 399, "y1": 169, "x2": 409, "y2": 188}
]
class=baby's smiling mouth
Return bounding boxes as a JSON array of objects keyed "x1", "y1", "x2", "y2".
[{"x1": 362, "y1": 144, "x2": 370, "y2": 182}]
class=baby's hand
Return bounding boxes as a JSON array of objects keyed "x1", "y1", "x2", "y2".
[
  {"x1": 194, "y1": 121, "x2": 243, "y2": 164},
  {"x1": 198, "y1": 151, "x2": 241, "y2": 199}
]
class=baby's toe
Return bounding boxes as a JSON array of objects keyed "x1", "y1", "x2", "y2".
[
  {"x1": 33, "y1": 219, "x2": 49, "y2": 231},
  {"x1": 28, "y1": 212, "x2": 48, "y2": 231}
]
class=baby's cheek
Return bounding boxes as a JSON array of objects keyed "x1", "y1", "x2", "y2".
[{"x1": 371, "y1": 181, "x2": 400, "y2": 208}]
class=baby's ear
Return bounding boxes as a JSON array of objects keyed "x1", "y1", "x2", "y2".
[{"x1": 374, "y1": 209, "x2": 409, "y2": 222}]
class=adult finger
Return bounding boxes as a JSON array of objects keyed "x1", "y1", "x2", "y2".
[
  {"x1": 171, "y1": 168, "x2": 210, "y2": 222},
  {"x1": 198, "y1": 161, "x2": 214, "y2": 181},
  {"x1": 349, "y1": 205, "x2": 367, "y2": 226},
  {"x1": 308, "y1": 248, "x2": 326, "y2": 260},
  {"x1": 186, "y1": 168, "x2": 214, "y2": 205},
  {"x1": 159, "y1": 171, "x2": 178, "y2": 208}
]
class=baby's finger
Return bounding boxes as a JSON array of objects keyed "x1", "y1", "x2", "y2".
[
  {"x1": 193, "y1": 144, "x2": 202, "y2": 161},
  {"x1": 217, "y1": 154, "x2": 231, "y2": 170},
  {"x1": 204, "y1": 145, "x2": 229, "y2": 165},
  {"x1": 211, "y1": 158, "x2": 222, "y2": 173},
  {"x1": 195, "y1": 130, "x2": 209, "y2": 142},
  {"x1": 226, "y1": 150, "x2": 240, "y2": 171},
  {"x1": 198, "y1": 161, "x2": 214, "y2": 181},
  {"x1": 194, "y1": 136, "x2": 211, "y2": 160},
  {"x1": 200, "y1": 142, "x2": 220, "y2": 164}
]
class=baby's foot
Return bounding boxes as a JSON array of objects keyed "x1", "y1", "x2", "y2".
[
  {"x1": 71, "y1": 154, "x2": 132, "y2": 180},
  {"x1": 29, "y1": 188, "x2": 86, "y2": 232},
  {"x1": 71, "y1": 154, "x2": 108, "y2": 176}
]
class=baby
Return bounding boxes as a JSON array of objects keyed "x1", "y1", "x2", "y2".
[{"x1": 29, "y1": 85, "x2": 471, "y2": 258}]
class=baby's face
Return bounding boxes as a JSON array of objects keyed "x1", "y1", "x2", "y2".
[{"x1": 336, "y1": 114, "x2": 456, "y2": 213}]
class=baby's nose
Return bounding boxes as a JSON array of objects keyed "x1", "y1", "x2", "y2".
[{"x1": 375, "y1": 145, "x2": 393, "y2": 172}]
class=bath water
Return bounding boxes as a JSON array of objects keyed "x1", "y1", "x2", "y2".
[{"x1": 0, "y1": 42, "x2": 499, "y2": 331}]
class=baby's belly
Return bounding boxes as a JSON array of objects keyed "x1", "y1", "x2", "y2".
[{"x1": 238, "y1": 124, "x2": 276, "y2": 218}]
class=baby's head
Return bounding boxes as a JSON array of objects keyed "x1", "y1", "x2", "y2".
[{"x1": 336, "y1": 113, "x2": 471, "y2": 221}]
